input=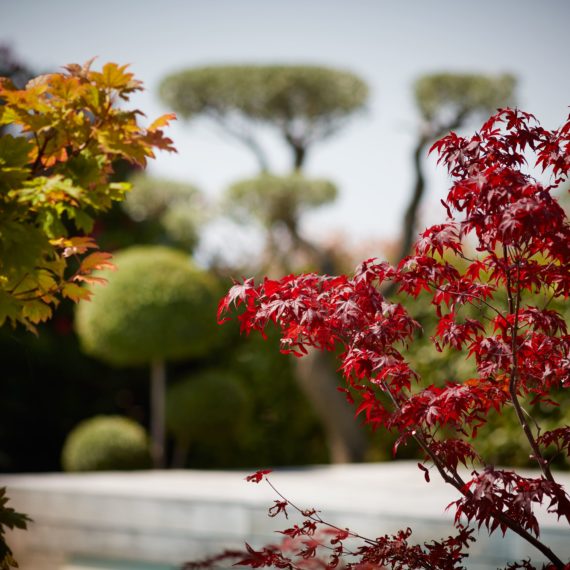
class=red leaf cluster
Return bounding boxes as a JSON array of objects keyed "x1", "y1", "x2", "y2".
[
  {"x1": 452, "y1": 467, "x2": 570, "y2": 537},
  {"x1": 213, "y1": 108, "x2": 570, "y2": 568},
  {"x1": 245, "y1": 469, "x2": 273, "y2": 484}
]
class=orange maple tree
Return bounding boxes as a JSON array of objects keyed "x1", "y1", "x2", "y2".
[{"x1": 0, "y1": 60, "x2": 176, "y2": 332}]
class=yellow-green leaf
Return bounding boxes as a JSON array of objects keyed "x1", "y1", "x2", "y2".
[{"x1": 21, "y1": 300, "x2": 52, "y2": 324}]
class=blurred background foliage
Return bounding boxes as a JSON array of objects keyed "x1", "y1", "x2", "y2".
[
  {"x1": 122, "y1": 175, "x2": 206, "y2": 251},
  {"x1": 0, "y1": 47, "x2": 567, "y2": 473}
]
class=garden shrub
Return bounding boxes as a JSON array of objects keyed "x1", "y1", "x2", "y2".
[
  {"x1": 75, "y1": 245, "x2": 222, "y2": 366},
  {"x1": 166, "y1": 370, "x2": 249, "y2": 454},
  {"x1": 62, "y1": 415, "x2": 151, "y2": 472}
]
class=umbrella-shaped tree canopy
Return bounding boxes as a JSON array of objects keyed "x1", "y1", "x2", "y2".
[
  {"x1": 414, "y1": 73, "x2": 516, "y2": 126},
  {"x1": 160, "y1": 65, "x2": 368, "y2": 170}
]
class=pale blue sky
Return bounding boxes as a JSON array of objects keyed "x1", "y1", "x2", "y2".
[{"x1": 2, "y1": 0, "x2": 569, "y2": 261}]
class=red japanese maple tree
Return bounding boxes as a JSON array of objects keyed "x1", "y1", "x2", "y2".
[{"x1": 206, "y1": 108, "x2": 570, "y2": 569}]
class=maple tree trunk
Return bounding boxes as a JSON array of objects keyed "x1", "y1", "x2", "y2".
[{"x1": 150, "y1": 359, "x2": 166, "y2": 469}]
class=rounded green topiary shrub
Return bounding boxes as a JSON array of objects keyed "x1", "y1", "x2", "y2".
[
  {"x1": 62, "y1": 415, "x2": 152, "y2": 472},
  {"x1": 75, "y1": 246, "x2": 222, "y2": 367},
  {"x1": 166, "y1": 370, "x2": 249, "y2": 444}
]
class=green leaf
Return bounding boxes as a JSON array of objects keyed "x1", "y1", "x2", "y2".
[
  {"x1": 0, "y1": 135, "x2": 32, "y2": 169},
  {"x1": 21, "y1": 299, "x2": 53, "y2": 324},
  {"x1": 0, "y1": 488, "x2": 31, "y2": 570},
  {"x1": 0, "y1": 290, "x2": 21, "y2": 328},
  {"x1": 0, "y1": 489, "x2": 31, "y2": 531},
  {"x1": 63, "y1": 153, "x2": 104, "y2": 188},
  {"x1": 74, "y1": 209, "x2": 94, "y2": 233},
  {"x1": 37, "y1": 209, "x2": 67, "y2": 238}
]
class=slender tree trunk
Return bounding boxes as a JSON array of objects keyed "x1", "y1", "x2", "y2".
[
  {"x1": 150, "y1": 359, "x2": 166, "y2": 469},
  {"x1": 295, "y1": 349, "x2": 368, "y2": 462},
  {"x1": 172, "y1": 438, "x2": 190, "y2": 469},
  {"x1": 383, "y1": 135, "x2": 429, "y2": 298},
  {"x1": 284, "y1": 132, "x2": 308, "y2": 172},
  {"x1": 211, "y1": 117, "x2": 271, "y2": 173},
  {"x1": 292, "y1": 144, "x2": 306, "y2": 171},
  {"x1": 398, "y1": 135, "x2": 429, "y2": 262},
  {"x1": 244, "y1": 135, "x2": 270, "y2": 173},
  {"x1": 385, "y1": 115, "x2": 467, "y2": 295}
]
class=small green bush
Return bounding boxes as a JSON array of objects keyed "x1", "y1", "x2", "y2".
[
  {"x1": 166, "y1": 370, "x2": 249, "y2": 444},
  {"x1": 62, "y1": 415, "x2": 151, "y2": 472}
]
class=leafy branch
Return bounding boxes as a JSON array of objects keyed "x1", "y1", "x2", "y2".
[{"x1": 212, "y1": 108, "x2": 570, "y2": 569}]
